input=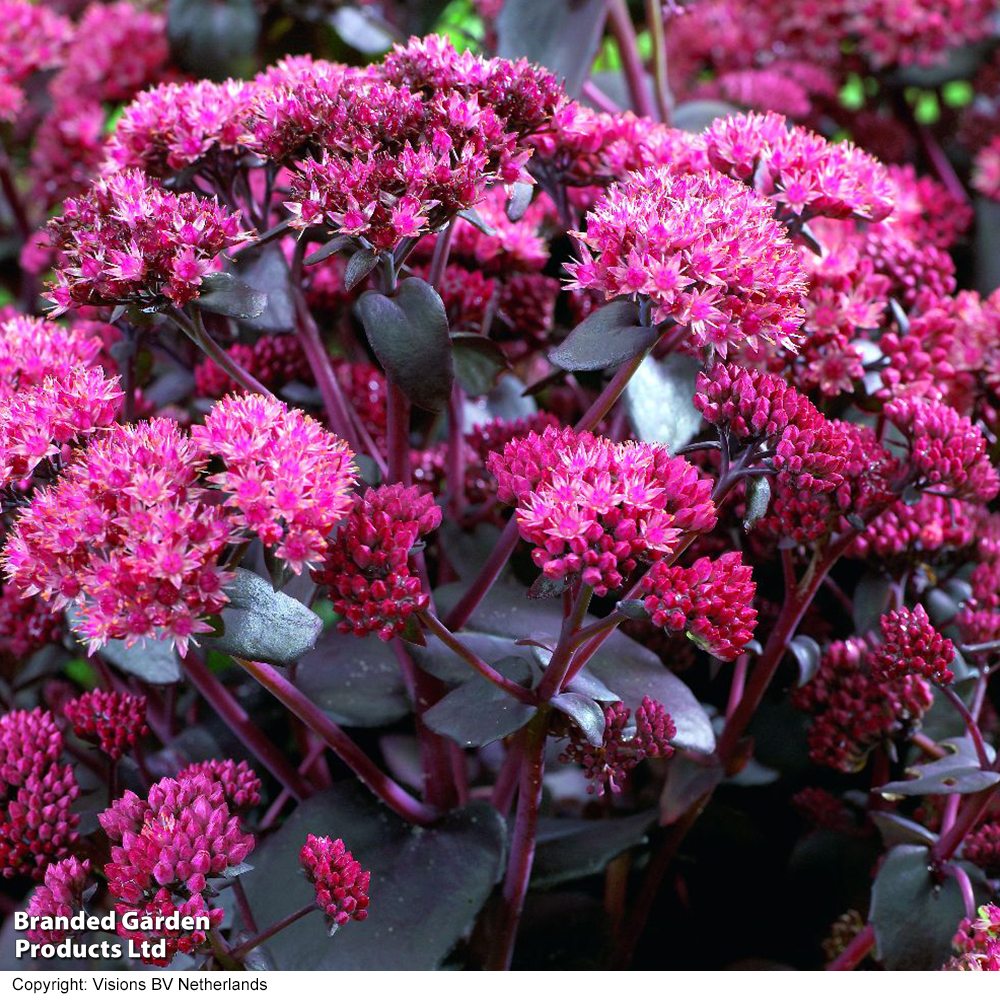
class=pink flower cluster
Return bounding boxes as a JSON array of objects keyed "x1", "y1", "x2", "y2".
[
  {"x1": 63, "y1": 690, "x2": 149, "y2": 761},
  {"x1": 194, "y1": 335, "x2": 312, "y2": 398},
  {"x1": 488, "y1": 426, "x2": 717, "y2": 596},
  {"x1": 0, "y1": 708, "x2": 79, "y2": 879},
  {"x1": 100, "y1": 773, "x2": 255, "y2": 903},
  {"x1": 0, "y1": 587, "x2": 63, "y2": 660},
  {"x1": 560, "y1": 697, "x2": 675, "y2": 795},
  {"x1": 193, "y1": 394, "x2": 356, "y2": 573},
  {"x1": 871, "y1": 605, "x2": 955, "y2": 685},
  {"x1": 792, "y1": 638, "x2": 933, "y2": 772},
  {"x1": 3, "y1": 419, "x2": 237, "y2": 655},
  {"x1": 300, "y1": 835, "x2": 370, "y2": 930},
  {"x1": 703, "y1": 111, "x2": 894, "y2": 225},
  {"x1": 639, "y1": 552, "x2": 757, "y2": 661},
  {"x1": 566, "y1": 164, "x2": 807, "y2": 357},
  {"x1": 0, "y1": 366, "x2": 122, "y2": 489},
  {"x1": 0, "y1": 315, "x2": 102, "y2": 396},
  {"x1": 116, "y1": 889, "x2": 223, "y2": 968},
  {"x1": 24, "y1": 857, "x2": 92, "y2": 944},
  {"x1": 0, "y1": 1, "x2": 71, "y2": 120},
  {"x1": 313, "y1": 484, "x2": 442, "y2": 641},
  {"x1": 885, "y1": 396, "x2": 999, "y2": 503},
  {"x1": 106, "y1": 80, "x2": 256, "y2": 178},
  {"x1": 176, "y1": 759, "x2": 262, "y2": 813},
  {"x1": 950, "y1": 903, "x2": 1000, "y2": 972},
  {"x1": 964, "y1": 823, "x2": 1000, "y2": 877},
  {"x1": 47, "y1": 170, "x2": 248, "y2": 313}
]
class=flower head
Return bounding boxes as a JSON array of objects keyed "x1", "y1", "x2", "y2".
[
  {"x1": 193, "y1": 394, "x2": 356, "y2": 573},
  {"x1": 560, "y1": 697, "x2": 675, "y2": 795},
  {"x1": 489, "y1": 427, "x2": 716, "y2": 596},
  {"x1": 47, "y1": 170, "x2": 248, "y2": 314},
  {"x1": 703, "y1": 111, "x2": 894, "y2": 224},
  {"x1": 0, "y1": 366, "x2": 122, "y2": 489},
  {"x1": 0, "y1": 316, "x2": 103, "y2": 397},
  {"x1": 566, "y1": 165, "x2": 807, "y2": 357},
  {"x1": 312, "y1": 485, "x2": 441, "y2": 641},
  {"x1": 0, "y1": 587, "x2": 63, "y2": 660},
  {"x1": 115, "y1": 889, "x2": 223, "y2": 967},
  {"x1": 176, "y1": 759, "x2": 261, "y2": 812},
  {"x1": 3, "y1": 419, "x2": 238, "y2": 656},
  {"x1": 300, "y1": 835, "x2": 370, "y2": 930},
  {"x1": 24, "y1": 857, "x2": 92, "y2": 944},
  {"x1": 100, "y1": 773, "x2": 255, "y2": 904},
  {"x1": 639, "y1": 552, "x2": 757, "y2": 661},
  {"x1": 64, "y1": 690, "x2": 149, "y2": 760},
  {"x1": 871, "y1": 605, "x2": 954, "y2": 685}
]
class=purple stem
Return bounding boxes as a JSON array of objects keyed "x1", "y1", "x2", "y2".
[
  {"x1": 826, "y1": 925, "x2": 875, "y2": 971},
  {"x1": 581, "y1": 80, "x2": 623, "y2": 114},
  {"x1": 231, "y1": 903, "x2": 317, "y2": 959},
  {"x1": 939, "y1": 685, "x2": 992, "y2": 770},
  {"x1": 608, "y1": 0, "x2": 656, "y2": 120},
  {"x1": 182, "y1": 653, "x2": 311, "y2": 801},
  {"x1": 234, "y1": 656, "x2": 439, "y2": 825},
  {"x1": 946, "y1": 864, "x2": 978, "y2": 921},
  {"x1": 644, "y1": 0, "x2": 673, "y2": 123},
  {"x1": 386, "y1": 381, "x2": 412, "y2": 485}
]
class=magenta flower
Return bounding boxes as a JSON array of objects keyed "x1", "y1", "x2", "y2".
[
  {"x1": 46, "y1": 169, "x2": 248, "y2": 314},
  {"x1": 176, "y1": 759, "x2": 261, "y2": 812},
  {"x1": 973, "y1": 136, "x2": 1000, "y2": 203},
  {"x1": 885, "y1": 396, "x2": 999, "y2": 503},
  {"x1": 852, "y1": 493, "x2": 977, "y2": 561},
  {"x1": 792, "y1": 638, "x2": 933, "y2": 772},
  {"x1": 951, "y1": 903, "x2": 1000, "y2": 972},
  {"x1": 194, "y1": 335, "x2": 312, "y2": 398},
  {"x1": 312, "y1": 484, "x2": 442, "y2": 641},
  {"x1": 63, "y1": 690, "x2": 149, "y2": 761},
  {"x1": 1, "y1": 707, "x2": 79, "y2": 880},
  {"x1": 489, "y1": 427, "x2": 717, "y2": 596},
  {"x1": 964, "y1": 823, "x2": 1000, "y2": 877},
  {"x1": 300, "y1": 835, "x2": 370, "y2": 930},
  {"x1": 0, "y1": 587, "x2": 63, "y2": 660},
  {"x1": 3, "y1": 419, "x2": 238, "y2": 656},
  {"x1": 106, "y1": 79, "x2": 256, "y2": 178},
  {"x1": 0, "y1": 315, "x2": 103, "y2": 397},
  {"x1": 100, "y1": 773, "x2": 255, "y2": 904},
  {"x1": 639, "y1": 552, "x2": 757, "y2": 661},
  {"x1": 0, "y1": 366, "x2": 122, "y2": 489},
  {"x1": 24, "y1": 857, "x2": 92, "y2": 944},
  {"x1": 193, "y1": 394, "x2": 356, "y2": 573},
  {"x1": 560, "y1": 697, "x2": 675, "y2": 796},
  {"x1": 871, "y1": 605, "x2": 955, "y2": 685},
  {"x1": 566, "y1": 164, "x2": 807, "y2": 358},
  {"x1": 115, "y1": 889, "x2": 223, "y2": 968}
]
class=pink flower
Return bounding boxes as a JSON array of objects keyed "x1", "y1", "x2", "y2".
[
  {"x1": 488, "y1": 427, "x2": 717, "y2": 596},
  {"x1": 63, "y1": 690, "x2": 149, "y2": 761},
  {"x1": 792, "y1": 638, "x2": 933, "y2": 772},
  {"x1": 871, "y1": 605, "x2": 955, "y2": 685},
  {"x1": 559, "y1": 697, "x2": 675, "y2": 796},
  {"x1": 24, "y1": 857, "x2": 92, "y2": 944},
  {"x1": 46, "y1": 170, "x2": 248, "y2": 314},
  {"x1": 0, "y1": 708, "x2": 79, "y2": 880},
  {"x1": 703, "y1": 111, "x2": 894, "y2": 224},
  {"x1": 566, "y1": 164, "x2": 807, "y2": 357},
  {"x1": 312, "y1": 485, "x2": 442, "y2": 641},
  {"x1": 176, "y1": 759, "x2": 261, "y2": 812},
  {"x1": 964, "y1": 824, "x2": 1000, "y2": 877},
  {"x1": 0, "y1": 366, "x2": 122, "y2": 489},
  {"x1": 639, "y1": 552, "x2": 757, "y2": 661},
  {"x1": 973, "y1": 136, "x2": 1000, "y2": 203},
  {"x1": 300, "y1": 835, "x2": 370, "y2": 930},
  {"x1": 0, "y1": 587, "x2": 63, "y2": 660},
  {"x1": 3, "y1": 419, "x2": 238, "y2": 656},
  {"x1": 106, "y1": 79, "x2": 256, "y2": 178},
  {"x1": 193, "y1": 394, "x2": 356, "y2": 573},
  {"x1": 115, "y1": 889, "x2": 223, "y2": 967},
  {"x1": 951, "y1": 903, "x2": 1000, "y2": 972},
  {"x1": 100, "y1": 773, "x2": 255, "y2": 904},
  {"x1": 193, "y1": 335, "x2": 313, "y2": 399},
  {"x1": 885, "y1": 396, "x2": 999, "y2": 503},
  {"x1": 0, "y1": 315, "x2": 103, "y2": 397}
]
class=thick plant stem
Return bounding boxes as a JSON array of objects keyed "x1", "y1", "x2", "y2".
[
  {"x1": 188, "y1": 308, "x2": 275, "y2": 398},
  {"x1": 232, "y1": 903, "x2": 317, "y2": 959},
  {"x1": 933, "y1": 783, "x2": 1000, "y2": 862},
  {"x1": 234, "y1": 656, "x2": 439, "y2": 826},
  {"x1": 182, "y1": 654, "x2": 311, "y2": 801},
  {"x1": 939, "y1": 685, "x2": 992, "y2": 769},
  {"x1": 607, "y1": 0, "x2": 656, "y2": 120},
  {"x1": 537, "y1": 585, "x2": 594, "y2": 701},
  {"x1": 419, "y1": 611, "x2": 537, "y2": 703},
  {"x1": 487, "y1": 711, "x2": 547, "y2": 970},
  {"x1": 827, "y1": 924, "x2": 875, "y2": 971},
  {"x1": 387, "y1": 380, "x2": 412, "y2": 485}
]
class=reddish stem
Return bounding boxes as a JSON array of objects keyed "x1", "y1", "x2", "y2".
[
  {"x1": 607, "y1": 0, "x2": 656, "y2": 119},
  {"x1": 826, "y1": 924, "x2": 875, "y2": 971},
  {"x1": 231, "y1": 903, "x2": 317, "y2": 959}
]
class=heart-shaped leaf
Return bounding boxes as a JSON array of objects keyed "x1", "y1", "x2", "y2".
[
  {"x1": 195, "y1": 272, "x2": 267, "y2": 319},
  {"x1": 357, "y1": 278, "x2": 453, "y2": 412},
  {"x1": 624, "y1": 352, "x2": 702, "y2": 454},
  {"x1": 344, "y1": 248, "x2": 379, "y2": 291},
  {"x1": 452, "y1": 334, "x2": 510, "y2": 397},
  {"x1": 423, "y1": 657, "x2": 536, "y2": 747},
  {"x1": 241, "y1": 784, "x2": 505, "y2": 969},
  {"x1": 870, "y1": 813, "x2": 937, "y2": 849},
  {"x1": 202, "y1": 569, "x2": 322, "y2": 666},
  {"x1": 878, "y1": 738, "x2": 999, "y2": 798},
  {"x1": 549, "y1": 301, "x2": 658, "y2": 371}
]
